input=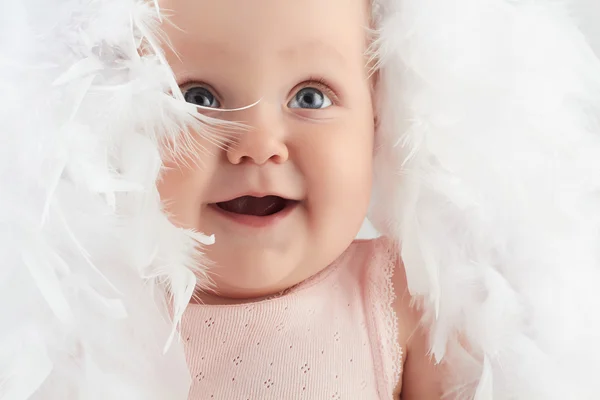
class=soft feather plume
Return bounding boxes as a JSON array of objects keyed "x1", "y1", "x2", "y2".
[
  {"x1": 572, "y1": 0, "x2": 600, "y2": 58},
  {"x1": 370, "y1": 0, "x2": 600, "y2": 398},
  {"x1": 0, "y1": 1, "x2": 231, "y2": 398},
  {"x1": 3, "y1": 0, "x2": 600, "y2": 399}
]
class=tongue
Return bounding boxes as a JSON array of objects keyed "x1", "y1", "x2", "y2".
[{"x1": 217, "y1": 196, "x2": 287, "y2": 216}]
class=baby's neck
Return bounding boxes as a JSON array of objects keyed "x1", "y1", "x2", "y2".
[
  {"x1": 190, "y1": 253, "x2": 344, "y2": 306},
  {"x1": 191, "y1": 287, "x2": 291, "y2": 306}
]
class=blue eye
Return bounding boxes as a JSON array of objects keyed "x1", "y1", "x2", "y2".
[
  {"x1": 183, "y1": 86, "x2": 220, "y2": 108},
  {"x1": 288, "y1": 87, "x2": 332, "y2": 109}
]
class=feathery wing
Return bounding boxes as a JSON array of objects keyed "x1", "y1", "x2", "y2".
[
  {"x1": 0, "y1": 1, "x2": 223, "y2": 398},
  {"x1": 370, "y1": 0, "x2": 600, "y2": 398}
]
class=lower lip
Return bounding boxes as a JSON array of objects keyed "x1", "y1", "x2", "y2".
[{"x1": 208, "y1": 201, "x2": 298, "y2": 228}]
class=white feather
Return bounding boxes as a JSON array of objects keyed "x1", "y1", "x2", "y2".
[
  {"x1": 4, "y1": 0, "x2": 600, "y2": 399},
  {"x1": 371, "y1": 0, "x2": 600, "y2": 398},
  {"x1": 0, "y1": 1, "x2": 231, "y2": 398}
]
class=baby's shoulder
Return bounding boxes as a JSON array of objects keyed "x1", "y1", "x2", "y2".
[
  {"x1": 331, "y1": 237, "x2": 397, "y2": 293},
  {"x1": 347, "y1": 237, "x2": 443, "y2": 398},
  {"x1": 346, "y1": 235, "x2": 399, "y2": 266},
  {"x1": 355, "y1": 235, "x2": 412, "y2": 343},
  {"x1": 382, "y1": 239, "x2": 444, "y2": 399}
]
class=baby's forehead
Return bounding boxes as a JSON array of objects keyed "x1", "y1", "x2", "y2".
[{"x1": 160, "y1": 0, "x2": 371, "y2": 61}]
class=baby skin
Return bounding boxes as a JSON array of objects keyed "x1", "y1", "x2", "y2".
[{"x1": 158, "y1": 0, "x2": 442, "y2": 398}]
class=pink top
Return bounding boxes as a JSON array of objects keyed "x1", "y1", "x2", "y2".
[{"x1": 182, "y1": 237, "x2": 402, "y2": 400}]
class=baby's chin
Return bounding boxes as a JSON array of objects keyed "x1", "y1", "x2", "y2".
[
  {"x1": 197, "y1": 280, "x2": 294, "y2": 305},
  {"x1": 193, "y1": 212, "x2": 362, "y2": 304},
  {"x1": 196, "y1": 245, "x2": 327, "y2": 305}
]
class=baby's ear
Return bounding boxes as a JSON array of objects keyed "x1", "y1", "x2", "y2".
[
  {"x1": 369, "y1": 69, "x2": 380, "y2": 129},
  {"x1": 369, "y1": 65, "x2": 380, "y2": 93}
]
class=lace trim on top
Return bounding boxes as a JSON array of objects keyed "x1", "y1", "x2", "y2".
[{"x1": 367, "y1": 237, "x2": 403, "y2": 398}]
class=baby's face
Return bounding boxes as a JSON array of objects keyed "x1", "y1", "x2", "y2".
[{"x1": 158, "y1": 0, "x2": 375, "y2": 301}]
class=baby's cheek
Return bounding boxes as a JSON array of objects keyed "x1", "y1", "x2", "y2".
[
  {"x1": 302, "y1": 122, "x2": 373, "y2": 209},
  {"x1": 156, "y1": 165, "x2": 201, "y2": 230},
  {"x1": 314, "y1": 149, "x2": 372, "y2": 234},
  {"x1": 156, "y1": 169, "x2": 179, "y2": 208}
]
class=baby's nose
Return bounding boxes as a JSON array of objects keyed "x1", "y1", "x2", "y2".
[{"x1": 226, "y1": 104, "x2": 289, "y2": 165}]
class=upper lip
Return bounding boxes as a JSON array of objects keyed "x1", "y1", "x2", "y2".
[{"x1": 210, "y1": 191, "x2": 301, "y2": 204}]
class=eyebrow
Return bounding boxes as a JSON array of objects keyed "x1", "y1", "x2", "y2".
[
  {"x1": 277, "y1": 41, "x2": 347, "y2": 68},
  {"x1": 176, "y1": 39, "x2": 348, "y2": 75}
]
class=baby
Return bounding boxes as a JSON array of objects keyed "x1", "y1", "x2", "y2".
[{"x1": 158, "y1": 0, "x2": 441, "y2": 398}]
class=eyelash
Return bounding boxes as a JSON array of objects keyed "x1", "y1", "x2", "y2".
[
  {"x1": 178, "y1": 81, "x2": 222, "y2": 103},
  {"x1": 295, "y1": 76, "x2": 340, "y2": 106},
  {"x1": 177, "y1": 76, "x2": 341, "y2": 107}
]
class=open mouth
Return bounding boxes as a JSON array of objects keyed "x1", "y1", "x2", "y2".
[{"x1": 214, "y1": 195, "x2": 297, "y2": 217}]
